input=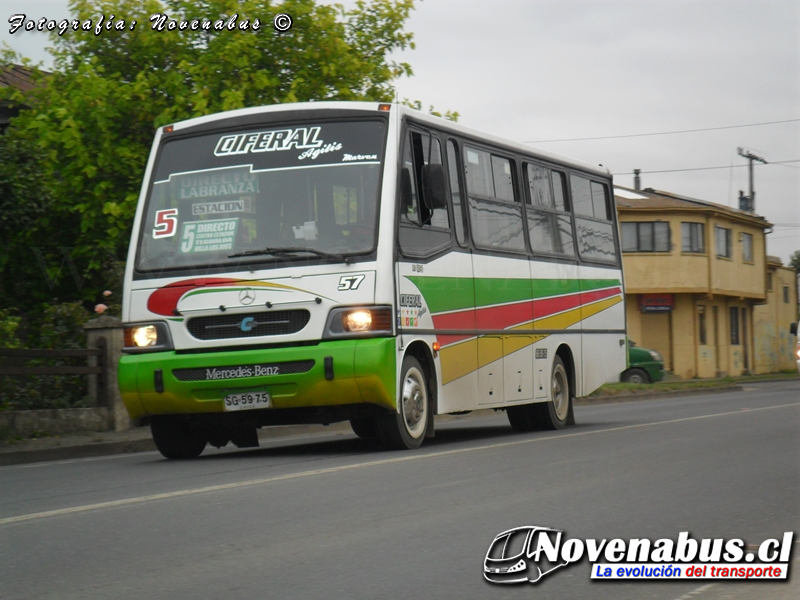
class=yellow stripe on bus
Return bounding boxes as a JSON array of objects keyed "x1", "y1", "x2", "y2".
[{"x1": 438, "y1": 295, "x2": 622, "y2": 384}]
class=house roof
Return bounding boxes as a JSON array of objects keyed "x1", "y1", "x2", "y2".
[
  {"x1": 614, "y1": 185, "x2": 772, "y2": 229},
  {"x1": 0, "y1": 64, "x2": 43, "y2": 93}
]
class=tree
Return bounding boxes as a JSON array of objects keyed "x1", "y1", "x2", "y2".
[
  {"x1": 0, "y1": 0, "x2": 417, "y2": 309},
  {"x1": 789, "y1": 250, "x2": 800, "y2": 272}
]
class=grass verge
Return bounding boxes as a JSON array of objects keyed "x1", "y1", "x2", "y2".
[{"x1": 591, "y1": 371, "x2": 799, "y2": 397}]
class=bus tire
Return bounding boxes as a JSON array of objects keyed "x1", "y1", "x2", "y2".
[
  {"x1": 535, "y1": 356, "x2": 570, "y2": 430},
  {"x1": 377, "y1": 356, "x2": 429, "y2": 450},
  {"x1": 150, "y1": 416, "x2": 207, "y2": 459},
  {"x1": 350, "y1": 417, "x2": 378, "y2": 439},
  {"x1": 507, "y1": 404, "x2": 538, "y2": 432}
]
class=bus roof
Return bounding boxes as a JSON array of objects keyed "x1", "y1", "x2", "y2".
[{"x1": 166, "y1": 101, "x2": 611, "y2": 178}]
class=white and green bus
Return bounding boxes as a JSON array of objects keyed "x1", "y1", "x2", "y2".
[{"x1": 119, "y1": 101, "x2": 626, "y2": 458}]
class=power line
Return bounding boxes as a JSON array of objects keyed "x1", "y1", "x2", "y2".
[
  {"x1": 525, "y1": 118, "x2": 800, "y2": 143},
  {"x1": 617, "y1": 160, "x2": 800, "y2": 176},
  {"x1": 771, "y1": 161, "x2": 800, "y2": 170}
]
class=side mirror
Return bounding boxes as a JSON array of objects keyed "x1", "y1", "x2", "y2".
[{"x1": 423, "y1": 164, "x2": 448, "y2": 210}]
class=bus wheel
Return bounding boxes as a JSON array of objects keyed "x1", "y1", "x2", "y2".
[
  {"x1": 349, "y1": 417, "x2": 378, "y2": 439},
  {"x1": 150, "y1": 416, "x2": 207, "y2": 459},
  {"x1": 507, "y1": 404, "x2": 538, "y2": 432},
  {"x1": 377, "y1": 356, "x2": 429, "y2": 449},
  {"x1": 535, "y1": 356, "x2": 570, "y2": 430}
]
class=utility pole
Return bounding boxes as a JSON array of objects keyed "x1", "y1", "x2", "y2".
[{"x1": 737, "y1": 147, "x2": 767, "y2": 212}]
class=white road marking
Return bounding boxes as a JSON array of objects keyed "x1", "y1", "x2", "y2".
[
  {"x1": 1, "y1": 401, "x2": 798, "y2": 527},
  {"x1": 672, "y1": 584, "x2": 717, "y2": 600}
]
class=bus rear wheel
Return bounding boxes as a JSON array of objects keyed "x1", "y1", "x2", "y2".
[
  {"x1": 377, "y1": 356, "x2": 429, "y2": 450},
  {"x1": 534, "y1": 355, "x2": 570, "y2": 430},
  {"x1": 150, "y1": 416, "x2": 207, "y2": 459}
]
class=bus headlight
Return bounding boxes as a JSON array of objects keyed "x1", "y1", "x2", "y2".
[
  {"x1": 323, "y1": 306, "x2": 393, "y2": 339},
  {"x1": 123, "y1": 323, "x2": 173, "y2": 353},
  {"x1": 344, "y1": 310, "x2": 373, "y2": 332},
  {"x1": 132, "y1": 325, "x2": 158, "y2": 347}
]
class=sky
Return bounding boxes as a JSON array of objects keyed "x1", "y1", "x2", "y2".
[{"x1": 2, "y1": 0, "x2": 799, "y2": 263}]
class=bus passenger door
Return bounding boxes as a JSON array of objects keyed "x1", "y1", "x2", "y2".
[{"x1": 397, "y1": 128, "x2": 477, "y2": 413}]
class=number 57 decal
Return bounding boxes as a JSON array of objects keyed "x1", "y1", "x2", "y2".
[
  {"x1": 338, "y1": 275, "x2": 365, "y2": 291},
  {"x1": 153, "y1": 209, "x2": 178, "y2": 238}
]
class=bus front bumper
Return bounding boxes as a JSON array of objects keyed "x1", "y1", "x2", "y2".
[{"x1": 118, "y1": 338, "x2": 396, "y2": 422}]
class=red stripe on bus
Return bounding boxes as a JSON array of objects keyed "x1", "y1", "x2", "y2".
[{"x1": 430, "y1": 287, "x2": 621, "y2": 346}]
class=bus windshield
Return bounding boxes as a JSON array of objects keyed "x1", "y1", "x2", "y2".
[{"x1": 135, "y1": 119, "x2": 386, "y2": 273}]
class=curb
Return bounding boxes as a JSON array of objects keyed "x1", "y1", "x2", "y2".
[
  {"x1": 575, "y1": 385, "x2": 744, "y2": 405},
  {"x1": 0, "y1": 437, "x2": 156, "y2": 467},
  {"x1": 0, "y1": 421, "x2": 354, "y2": 467}
]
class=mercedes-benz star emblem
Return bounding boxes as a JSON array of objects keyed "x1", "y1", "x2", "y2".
[{"x1": 239, "y1": 288, "x2": 256, "y2": 305}]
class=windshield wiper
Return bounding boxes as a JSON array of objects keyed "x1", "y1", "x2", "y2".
[{"x1": 228, "y1": 246, "x2": 353, "y2": 264}]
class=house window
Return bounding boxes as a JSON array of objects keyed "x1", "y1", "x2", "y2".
[
  {"x1": 741, "y1": 233, "x2": 753, "y2": 262},
  {"x1": 621, "y1": 222, "x2": 670, "y2": 252},
  {"x1": 729, "y1": 307, "x2": 739, "y2": 345},
  {"x1": 715, "y1": 226, "x2": 732, "y2": 258},
  {"x1": 784, "y1": 286, "x2": 790, "y2": 304},
  {"x1": 698, "y1": 305, "x2": 707, "y2": 345},
  {"x1": 767, "y1": 272, "x2": 773, "y2": 291},
  {"x1": 681, "y1": 222, "x2": 705, "y2": 253}
]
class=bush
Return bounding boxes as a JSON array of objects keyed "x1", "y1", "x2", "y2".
[
  {"x1": 0, "y1": 308, "x2": 22, "y2": 349},
  {"x1": 0, "y1": 302, "x2": 93, "y2": 410}
]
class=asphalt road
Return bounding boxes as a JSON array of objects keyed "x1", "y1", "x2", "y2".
[{"x1": 1, "y1": 380, "x2": 798, "y2": 600}]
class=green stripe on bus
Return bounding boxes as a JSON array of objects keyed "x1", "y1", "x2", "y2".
[{"x1": 406, "y1": 276, "x2": 620, "y2": 313}]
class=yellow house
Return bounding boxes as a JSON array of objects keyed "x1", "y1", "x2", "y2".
[
  {"x1": 615, "y1": 186, "x2": 781, "y2": 378},
  {"x1": 753, "y1": 256, "x2": 799, "y2": 373}
]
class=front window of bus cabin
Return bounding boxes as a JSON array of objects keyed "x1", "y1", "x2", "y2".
[{"x1": 135, "y1": 120, "x2": 386, "y2": 274}]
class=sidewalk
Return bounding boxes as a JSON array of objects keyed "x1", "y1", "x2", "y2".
[{"x1": 0, "y1": 381, "x2": 764, "y2": 466}]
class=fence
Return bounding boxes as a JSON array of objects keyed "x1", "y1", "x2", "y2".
[{"x1": 0, "y1": 317, "x2": 129, "y2": 435}]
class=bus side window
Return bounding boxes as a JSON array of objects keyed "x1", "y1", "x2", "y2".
[
  {"x1": 552, "y1": 170, "x2": 568, "y2": 211},
  {"x1": 464, "y1": 146, "x2": 525, "y2": 253},
  {"x1": 400, "y1": 133, "x2": 419, "y2": 224},
  {"x1": 446, "y1": 139, "x2": 467, "y2": 246},
  {"x1": 423, "y1": 137, "x2": 450, "y2": 229},
  {"x1": 398, "y1": 129, "x2": 452, "y2": 257},
  {"x1": 591, "y1": 181, "x2": 611, "y2": 220},
  {"x1": 491, "y1": 155, "x2": 515, "y2": 202},
  {"x1": 569, "y1": 174, "x2": 617, "y2": 264},
  {"x1": 400, "y1": 130, "x2": 449, "y2": 228},
  {"x1": 525, "y1": 164, "x2": 575, "y2": 257}
]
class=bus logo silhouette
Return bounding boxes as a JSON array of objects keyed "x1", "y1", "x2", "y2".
[{"x1": 484, "y1": 526, "x2": 568, "y2": 584}]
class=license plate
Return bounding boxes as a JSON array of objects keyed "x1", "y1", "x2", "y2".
[{"x1": 223, "y1": 391, "x2": 271, "y2": 411}]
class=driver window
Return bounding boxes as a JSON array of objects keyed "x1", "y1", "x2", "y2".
[{"x1": 398, "y1": 129, "x2": 452, "y2": 257}]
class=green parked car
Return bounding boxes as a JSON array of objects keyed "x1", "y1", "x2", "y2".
[{"x1": 621, "y1": 339, "x2": 664, "y2": 384}]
